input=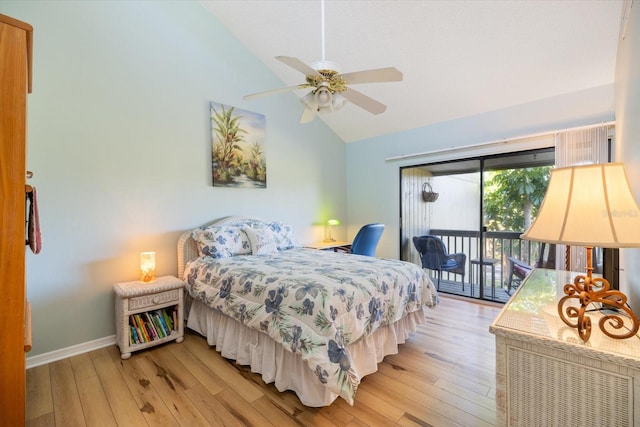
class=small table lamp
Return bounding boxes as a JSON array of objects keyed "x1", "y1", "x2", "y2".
[
  {"x1": 521, "y1": 163, "x2": 640, "y2": 342},
  {"x1": 325, "y1": 219, "x2": 341, "y2": 242},
  {"x1": 140, "y1": 251, "x2": 156, "y2": 283}
]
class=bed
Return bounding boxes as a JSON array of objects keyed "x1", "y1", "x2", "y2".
[{"x1": 177, "y1": 216, "x2": 438, "y2": 406}]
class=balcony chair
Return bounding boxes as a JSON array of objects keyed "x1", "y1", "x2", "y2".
[
  {"x1": 336, "y1": 223, "x2": 384, "y2": 257},
  {"x1": 412, "y1": 235, "x2": 466, "y2": 290},
  {"x1": 505, "y1": 243, "x2": 556, "y2": 294}
]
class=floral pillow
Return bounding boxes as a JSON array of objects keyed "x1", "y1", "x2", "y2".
[
  {"x1": 191, "y1": 226, "x2": 251, "y2": 258},
  {"x1": 265, "y1": 221, "x2": 300, "y2": 250},
  {"x1": 242, "y1": 226, "x2": 279, "y2": 255}
]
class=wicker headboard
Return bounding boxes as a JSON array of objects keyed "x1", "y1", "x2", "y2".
[{"x1": 176, "y1": 216, "x2": 263, "y2": 278}]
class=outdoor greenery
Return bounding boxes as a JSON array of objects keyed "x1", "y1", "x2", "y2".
[{"x1": 484, "y1": 166, "x2": 552, "y2": 232}]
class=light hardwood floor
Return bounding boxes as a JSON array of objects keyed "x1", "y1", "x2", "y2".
[{"x1": 26, "y1": 296, "x2": 502, "y2": 427}]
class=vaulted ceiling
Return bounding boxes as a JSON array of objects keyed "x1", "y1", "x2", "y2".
[{"x1": 202, "y1": 1, "x2": 624, "y2": 143}]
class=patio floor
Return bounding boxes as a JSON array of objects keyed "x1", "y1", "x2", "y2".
[{"x1": 430, "y1": 277, "x2": 513, "y2": 304}]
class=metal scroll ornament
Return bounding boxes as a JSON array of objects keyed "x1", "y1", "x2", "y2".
[{"x1": 558, "y1": 274, "x2": 640, "y2": 341}]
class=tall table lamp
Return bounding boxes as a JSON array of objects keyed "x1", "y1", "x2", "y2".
[{"x1": 520, "y1": 163, "x2": 640, "y2": 342}]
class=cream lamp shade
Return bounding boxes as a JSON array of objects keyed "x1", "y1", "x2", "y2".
[
  {"x1": 520, "y1": 162, "x2": 640, "y2": 342},
  {"x1": 520, "y1": 163, "x2": 640, "y2": 247}
]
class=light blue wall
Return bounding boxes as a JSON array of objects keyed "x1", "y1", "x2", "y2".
[
  {"x1": 346, "y1": 85, "x2": 615, "y2": 258},
  {"x1": 615, "y1": 3, "x2": 640, "y2": 312},
  {"x1": 1, "y1": 1, "x2": 346, "y2": 356}
]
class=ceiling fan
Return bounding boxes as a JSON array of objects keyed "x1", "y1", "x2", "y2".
[{"x1": 243, "y1": 1, "x2": 403, "y2": 124}]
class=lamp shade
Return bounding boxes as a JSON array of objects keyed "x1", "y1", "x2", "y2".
[
  {"x1": 140, "y1": 251, "x2": 156, "y2": 283},
  {"x1": 315, "y1": 87, "x2": 332, "y2": 107},
  {"x1": 521, "y1": 163, "x2": 640, "y2": 248}
]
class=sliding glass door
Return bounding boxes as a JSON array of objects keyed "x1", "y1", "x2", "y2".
[
  {"x1": 400, "y1": 148, "x2": 555, "y2": 303},
  {"x1": 401, "y1": 159, "x2": 481, "y2": 297}
]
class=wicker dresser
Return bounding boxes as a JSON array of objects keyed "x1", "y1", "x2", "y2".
[{"x1": 490, "y1": 268, "x2": 640, "y2": 427}]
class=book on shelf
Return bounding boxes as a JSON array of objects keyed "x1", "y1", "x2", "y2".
[
  {"x1": 144, "y1": 322, "x2": 156, "y2": 341},
  {"x1": 130, "y1": 325, "x2": 140, "y2": 345},
  {"x1": 144, "y1": 312, "x2": 159, "y2": 340},
  {"x1": 126, "y1": 305, "x2": 180, "y2": 346},
  {"x1": 134, "y1": 314, "x2": 150, "y2": 342},
  {"x1": 150, "y1": 312, "x2": 166, "y2": 338},
  {"x1": 153, "y1": 311, "x2": 169, "y2": 336},
  {"x1": 129, "y1": 315, "x2": 143, "y2": 343},
  {"x1": 162, "y1": 309, "x2": 174, "y2": 331}
]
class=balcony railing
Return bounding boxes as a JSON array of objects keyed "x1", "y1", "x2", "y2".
[{"x1": 426, "y1": 229, "x2": 546, "y2": 303}]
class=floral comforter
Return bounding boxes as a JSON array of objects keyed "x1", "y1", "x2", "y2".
[{"x1": 184, "y1": 248, "x2": 438, "y2": 404}]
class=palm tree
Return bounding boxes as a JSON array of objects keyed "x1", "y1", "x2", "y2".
[
  {"x1": 211, "y1": 104, "x2": 247, "y2": 184},
  {"x1": 245, "y1": 141, "x2": 266, "y2": 182}
]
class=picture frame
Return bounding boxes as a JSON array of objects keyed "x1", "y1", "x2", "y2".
[{"x1": 210, "y1": 101, "x2": 266, "y2": 188}]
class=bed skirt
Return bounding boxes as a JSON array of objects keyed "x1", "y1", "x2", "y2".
[{"x1": 187, "y1": 298, "x2": 425, "y2": 407}]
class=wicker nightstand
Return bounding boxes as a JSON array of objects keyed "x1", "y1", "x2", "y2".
[{"x1": 114, "y1": 275, "x2": 185, "y2": 359}]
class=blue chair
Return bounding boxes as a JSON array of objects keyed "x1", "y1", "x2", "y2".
[
  {"x1": 336, "y1": 223, "x2": 384, "y2": 256},
  {"x1": 412, "y1": 235, "x2": 466, "y2": 290}
]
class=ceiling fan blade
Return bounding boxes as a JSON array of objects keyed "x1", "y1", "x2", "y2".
[
  {"x1": 276, "y1": 56, "x2": 322, "y2": 77},
  {"x1": 243, "y1": 83, "x2": 309, "y2": 100},
  {"x1": 339, "y1": 67, "x2": 403, "y2": 85},
  {"x1": 342, "y1": 88, "x2": 387, "y2": 115},
  {"x1": 300, "y1": 107, "x2": 316, "y2": 123}
]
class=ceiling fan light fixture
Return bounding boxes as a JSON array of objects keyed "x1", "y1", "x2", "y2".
[
  {"x1": 243, "y1": 1, "x2": 402, "y2": 121},
  {"x1": 301, "y1": 92, "x2": 317, "y2": 110},
  {"x1": 314, "y1": 87, "x2": 332, "y2": 107},
  {"x1": 300, "y1": 89, "x2": 346, "y2": 118},
  {"x1": 301, "y1": 91, "x2": 313, "y2": 103},
  {"x1": 330, "y1": 92, "x2": 347, "y2": 111}
]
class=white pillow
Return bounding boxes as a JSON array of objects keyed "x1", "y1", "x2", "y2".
[{"x1": 242, "y1": 226, "x2": 279, "y2": 255}]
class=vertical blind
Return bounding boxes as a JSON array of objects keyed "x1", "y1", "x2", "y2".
[{"x1": 554, "y1": 124, "x2": 612, "y2": 272}]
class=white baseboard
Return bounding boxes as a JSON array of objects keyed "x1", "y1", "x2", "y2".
[{"x1": 26, "y1": 335, "x2": 117, "y2": 369}]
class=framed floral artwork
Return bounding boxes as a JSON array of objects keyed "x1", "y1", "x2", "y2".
[{"x1": 211, "y1": 101, "x2": 266, "y2": 188}]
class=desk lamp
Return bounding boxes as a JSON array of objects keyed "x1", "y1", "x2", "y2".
[
  {"x1": 325, "y1": 219, "x2": 340, "y2": 242},
  {"x1": 520, "y1": 163, "x2": 640, "y2": 341}
]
